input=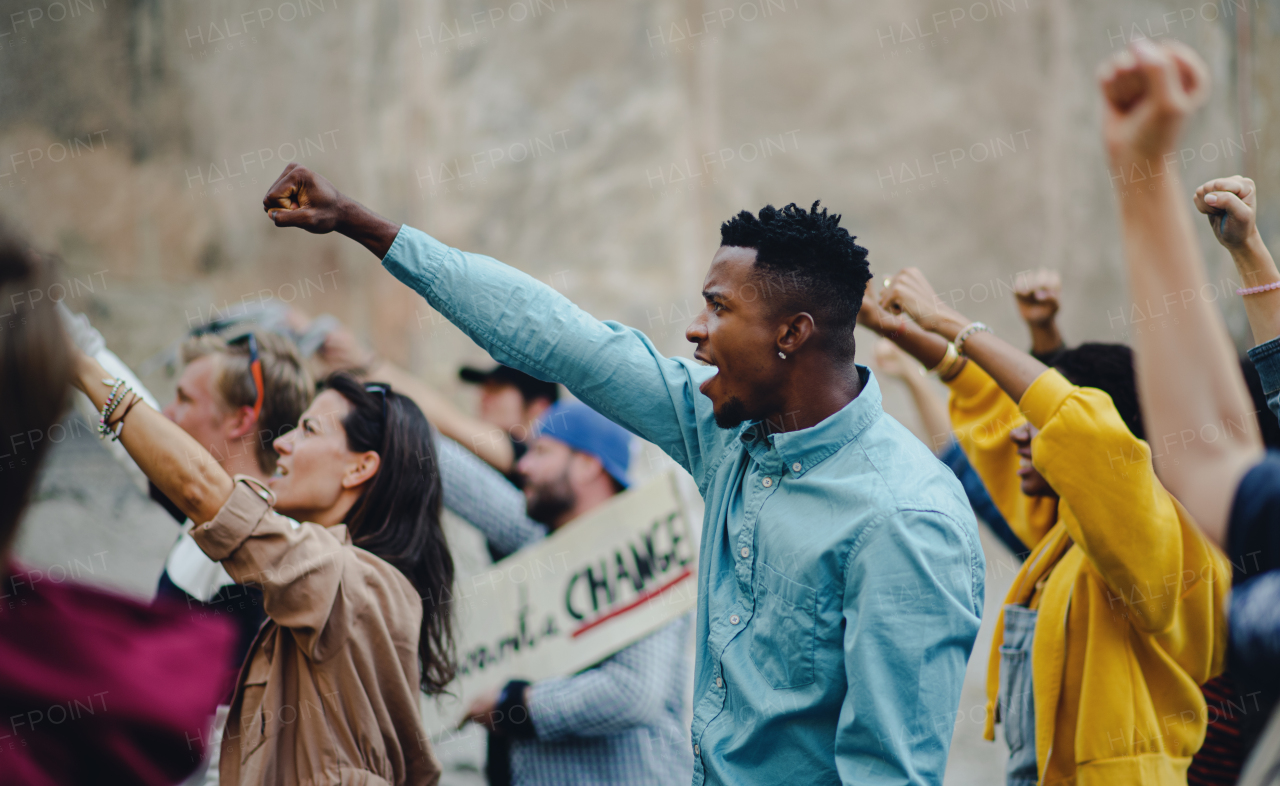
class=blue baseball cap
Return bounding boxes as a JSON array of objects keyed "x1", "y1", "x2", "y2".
[{"x1": 534, "y1": 401, "x2": 632, "y2": 488}]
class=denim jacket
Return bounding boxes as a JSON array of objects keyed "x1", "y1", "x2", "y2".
[{"x1": 382, "y1": 226, "x2": 984, "y2": 785}]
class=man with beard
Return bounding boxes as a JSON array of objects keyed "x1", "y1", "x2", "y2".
[
  {"x1": 458, "y1": 400, "x2": 692, "y2": 786},
  {"x1": 263, "y1": 165, "x2": 983, "y2": 785}
]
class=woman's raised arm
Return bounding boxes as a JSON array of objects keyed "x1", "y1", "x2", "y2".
[{"x1": 71, "y1": 351, "x2": 234, "y2": 524}]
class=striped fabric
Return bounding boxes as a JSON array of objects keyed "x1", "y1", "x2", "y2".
[{"x1": 1189, "y1": 674, "x2": 1245, "y2": 786}]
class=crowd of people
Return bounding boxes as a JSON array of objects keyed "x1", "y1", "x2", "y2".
[{"x1": 2, "y1": 37, "x2": 1280, "y2": 786}]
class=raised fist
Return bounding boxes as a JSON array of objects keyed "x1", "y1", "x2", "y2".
[
  {"x1": 1194, "y1": 176, "x2": 1258, "y2": 250},
  {"x1": 263, "y1": 163, "x2": 346, "y2": 234},
  {"x1": 857, "y1": 280, "x2": 906, "y2": 337},
  {"x1": 1014, "y1": 269, "x2": 1061, "y2": 328},
  {"x1": 1097, "y1": 39, "x2": 1210, "y2": 166},
  {"x1": 879, "y1": 267, "x2": 948, "y2": 333}
]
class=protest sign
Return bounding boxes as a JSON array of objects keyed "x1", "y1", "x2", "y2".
[{"x1": 424, "y1": 470, "x2": 697, "y2": 731}]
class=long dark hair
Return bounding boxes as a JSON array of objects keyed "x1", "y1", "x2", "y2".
[{"x1": 323, "y1": 372, "x2": 456, "y2": 694}]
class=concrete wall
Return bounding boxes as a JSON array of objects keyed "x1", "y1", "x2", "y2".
[{"x1": 6, "y1": 1, "x2": 1279, "y2": 782}]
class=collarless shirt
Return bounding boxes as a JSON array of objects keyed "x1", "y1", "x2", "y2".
[{"x1": 383, "y1": 225, "x2": 984, "y2": 785}]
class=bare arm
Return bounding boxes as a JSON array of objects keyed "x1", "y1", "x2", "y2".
[
  {"x1": 1193, "y1": 175, "x2": 1280, "y2": 346},
  {"x1": 880, "y1": 268, "x2": 1048, "y2": 404},
  {"x1": 1014, "y1": 269, "x2": 1066, "y2": 357},
  {"x1": 71, "y1": 353, "x2": 233, "y2": 524},
  {"x1": 858, "y1": 281, "x2": 952, "y2": 370},
  {"x1": 1100, "y1": 39, "x2": 1262, "y2": 545},
  {"x1": 871, "y1": 339, "x2": 952, "y2": 454}
]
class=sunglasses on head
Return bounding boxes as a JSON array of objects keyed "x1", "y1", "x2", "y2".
[
  {"x1": 227, "y1": 333, "x2": 266, "y2": 423},
  {"x1": 365, "y1": 383, "x2": 389, "y2": 425}
]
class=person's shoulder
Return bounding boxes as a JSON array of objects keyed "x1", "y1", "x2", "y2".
[
  {"x1": 857, "y1": 414, "x2": 968, "y2": 499},
  {"x1": 1227, "y1": 451, "x2": 1280, "y2": 572},
  {"x1": 346, "y1": 540, "x2": 424, "y2": 616}
]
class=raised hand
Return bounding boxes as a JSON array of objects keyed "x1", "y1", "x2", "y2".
[
  {"x1": 878, "y1": 267, "x2": 955, "y2": 335},
  {"x1": 1194, "y1": 176, "x2": 1258, "y2": 249},
  {"x1": 1014, "y1": 269, "x2": 1061, "y2": 328},
  {"x1": 263, "y1": 163, "x2": 346, "y2": 233},
  {"x1": 263, "y1": 164, "x2": 401, "y2": 259},
  {"x1": 857, "y1": 279, "x2": 907, "y2": 337},
  {"x1": 1098, "y1": 39, "x2": 1209, "y2": 167}
]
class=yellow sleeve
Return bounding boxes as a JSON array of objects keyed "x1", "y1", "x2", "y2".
[
  {"x1": 1020, "y1": 369, "x2": 1190, "y2": 634},
  {"x1": 946, "y1": 361, "x2": 1058, "y2": 551}
]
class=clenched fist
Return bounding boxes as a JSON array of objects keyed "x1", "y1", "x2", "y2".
[
  {"x1": 263, "y1": 163, "x2": 346, "y2": 233},
  {"x1": 1194, "y1": 176, "x2": 1258, "y2": 250},
  {"x1": 262, "y1": 163, "x2": 401, "y2": 259},
  {"x1": 1014, "y1": 269, "x2": 1061, "y2": 328},
  {"x1": 1097, "y1": 39, "x2": 1209, "y2": 167}
]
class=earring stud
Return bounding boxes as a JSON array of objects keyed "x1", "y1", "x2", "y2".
[{"x1": 778, "y1": 351, "x2": 787, "y2": 360}]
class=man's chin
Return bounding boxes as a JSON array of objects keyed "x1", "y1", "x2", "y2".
[{"x1": 713, "y1": 397, "x2": 750, "y2": 430}]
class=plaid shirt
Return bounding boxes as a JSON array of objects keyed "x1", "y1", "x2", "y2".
[{"x1": 433, "y1": 435, "x2": 694, "y2": 785}]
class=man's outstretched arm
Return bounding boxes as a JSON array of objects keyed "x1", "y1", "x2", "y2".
[{"x1": 263, "y1": 164, "x2": 720, "y2": 481}]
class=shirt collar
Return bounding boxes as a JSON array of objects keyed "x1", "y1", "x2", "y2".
[{"x1": 738, "y1": 366, "x2": 881, "y2": 477}]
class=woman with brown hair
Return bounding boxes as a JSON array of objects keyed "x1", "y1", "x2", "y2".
[{"x1": 69, "y1": 339, "x2": 456, "y2": 784}]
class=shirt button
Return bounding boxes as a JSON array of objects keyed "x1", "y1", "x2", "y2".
[
  {"x1": 730, "y1": 614, "x2": 740, "y2": 625},
  {"x1": 694, "y1": 744, "x2": 700, "y2": 755},
  {"x1": 762, "y1": 477, "x2": 773, "y2": 488},
  {"x1": 740, "y1": 547, "x2": 750, "y2": 559},
  {"x1": 716, "y1": 676, "x2": 723, "y2": 687},
  {"x1": 792, "y1": 462, "x2": 802, "y2": 472}
]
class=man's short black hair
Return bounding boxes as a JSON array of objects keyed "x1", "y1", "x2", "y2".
[
  {"x1": 1051, "y1": 343, "x2": 1145, "y2": 441},
  {"x1": 719, "y1": 201, "x2": 871, "y2": 356}
]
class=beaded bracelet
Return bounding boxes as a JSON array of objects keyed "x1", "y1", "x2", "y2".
[
  {"x1": 99, "y1": 388, "x2": 131, "y2": 438},
  {"x1": 954, "y1": 322, "x2": 992, "y2": 357},
  {"x1": 98, "y1": 381, "x2": 133, "y2": 438},
  {"x1": 1238, "y1": 281, "x2": 1280, "y2": 296},
  {"x1": 106, "y1": 391, "x2": 141, "y2": 442},
  {"x1": 97, "y1": 378, "x2": 126, "y2": 437}
]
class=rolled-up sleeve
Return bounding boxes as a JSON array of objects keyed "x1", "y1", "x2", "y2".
[
  {"x1": 381, "y1": 225, "x2": 725, "y2": 490},
  {"x1": 1247, "y1": 337, "x2": 1280, "y2": 423},
  {"x1": 189, "y1": 481, "x2": 381, "y2": 662}
]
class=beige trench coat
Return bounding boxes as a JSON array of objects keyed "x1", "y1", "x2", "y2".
[{"x1": 191, "y1": 478, "x2": 442, "y2": 786}]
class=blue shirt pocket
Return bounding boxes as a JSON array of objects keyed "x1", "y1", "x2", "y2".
[{"x1": 750, "y1": 562, "x2": 817, "y2": 689}]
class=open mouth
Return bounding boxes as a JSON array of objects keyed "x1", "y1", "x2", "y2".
[
  {"x1": 270, "y1": 464, "x2": 290, "y2": 484},
  {"x1": 694, "y1": 352, "x2": 719, "y2": 394}
]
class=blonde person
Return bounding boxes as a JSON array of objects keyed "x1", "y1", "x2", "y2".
[
  {"x1": 69, "y1": 348, "x2": 455, "y2": 785},
  {"x1": 862, "y1": 266, "x2": 1230, "y2": 784}
]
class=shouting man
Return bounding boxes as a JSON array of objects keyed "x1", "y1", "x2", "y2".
[{"x1": 263, "y1": 165, "x2": 984, "y2": 785}]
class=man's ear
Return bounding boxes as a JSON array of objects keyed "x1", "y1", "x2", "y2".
[
  {"x1": 568, "y1": 450, "x2": 607, "y2": 488},
  {"x1": 226, "y1": 406, "x2": 259, "y2": 440},
  {"x1": 777, "y1": 312, "x2": 815, "y2": 355},
  {"x1": 342, "y1": 450, "x2": 382, "y2": 490}
]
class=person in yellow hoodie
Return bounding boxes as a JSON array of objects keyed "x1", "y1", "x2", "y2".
[{"x1": 858, "y1": 267, "x2": 1230, "y2": 785}]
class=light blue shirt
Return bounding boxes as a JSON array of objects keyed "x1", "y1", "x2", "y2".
[{"x1": 383, "y1": 226, "x2": 984, "y2": 785}]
